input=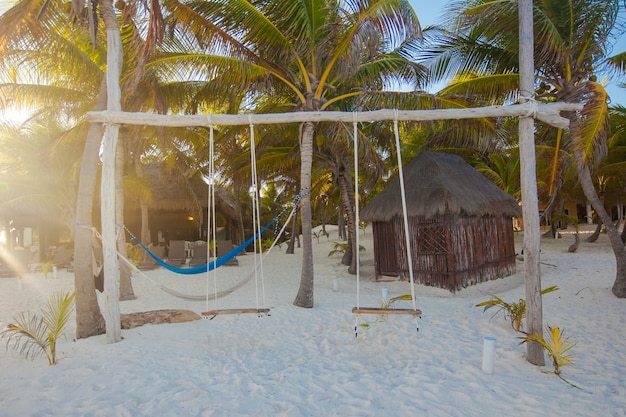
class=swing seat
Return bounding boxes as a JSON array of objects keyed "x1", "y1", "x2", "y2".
[
  {"x1": 201, "y1": 308, "x2": 270, "y2": 318},
  {"x1": 352, "y1": 307, "x2": 421, "y2": 317}
]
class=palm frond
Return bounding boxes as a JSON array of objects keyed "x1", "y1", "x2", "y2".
[
  {"x1": 42, "y1": 289, "x2": 76, "y2": 346},
  {"x1": 576, "y1": 81, "x2": 610, "y2": 167},
  {"x1": 439, "y1": 73, "x2": 519, "y2": 104},
  {"x1": 519, "y1": 325, "x2": 575, "y2": 376},
  {"x1": 1, "y1": 312, "x2": 51, "y2": 364}
]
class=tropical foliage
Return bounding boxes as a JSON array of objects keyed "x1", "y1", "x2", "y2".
[
  {"x1": 380, "y1": 294, "x2": 413, "y2": 309},
  {"x1": 519, "y1": 325, "x2": 576, "y2": 381},
  {"x1": 428, "y1": 0, "x2": 626, "y2": 296},
  {"x1": 0, "y1": 0, "x2": 625, "y2": 345},
  {"x1": 0, "y1": 289, "x2": 76, "y2": 365},
  {"x1": 476, "y1": 285, "x2": 559, "y2": 332}
]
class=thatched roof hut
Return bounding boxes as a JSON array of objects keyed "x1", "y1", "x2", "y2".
[
  {"x1": 124, "y1": 164, "x2": 242, "y2": 244},
  {"x1": 139, "y1": 164, "x2": 240, "y2": 219},
  {"x1": 361, "y1": 152, "x2": 520, "y2": 291}
]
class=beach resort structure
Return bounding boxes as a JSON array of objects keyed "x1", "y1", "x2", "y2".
[{"x1": 361, "y1": 152, "x2": 521, "y2": 292}]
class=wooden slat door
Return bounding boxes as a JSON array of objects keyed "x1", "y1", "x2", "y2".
[{"x1": 373, "y1": 222, "x2": 398, "y2": 278}]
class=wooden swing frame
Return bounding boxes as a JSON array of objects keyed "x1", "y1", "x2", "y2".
[{"x1": 93, "y1": 0, "x2": 579, "y2": 344}]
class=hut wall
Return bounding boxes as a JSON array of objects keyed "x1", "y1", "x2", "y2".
[
  {"x1": 385, "y1": 215, "x2": 516, "y2": 292},
  {"x1": 450, "y1": 216, "x2": 516, "y2": 289}
]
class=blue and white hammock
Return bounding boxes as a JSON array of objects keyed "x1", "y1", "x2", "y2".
[{"x1": 128, "y1": 219, "x2": 275, "y2": 275}]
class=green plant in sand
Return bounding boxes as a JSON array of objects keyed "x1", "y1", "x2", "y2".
[
  {"x1": 313, "y1": 229, "x2": 329, "y2": 243},
  {"x1": 519, "y1": 325, "x2": 578, "y2": 388},
  {"x1": 380, "y1": 294, "x2": 413, "y2": 309},
  {"x1": 476, "y1": 286, "x2": 559, "y2": 332},
  {"x1": 359, "y1": 294, "x2": 415, "y2": 329},
  {"x1": 41, "y1": 260, "x2": 54, "y2": 279},
  {"x1": 519, "y1": 325, "x2": 575, "y2": 376},
  {"x1": 328, "y1": 242, "x2": 365, "y2": 257},
  {"x1": 0, "y1": 289, "x2": 76, "y2": 365}
]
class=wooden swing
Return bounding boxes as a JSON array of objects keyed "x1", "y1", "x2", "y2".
[
  {"x1": 351, "y1": 307, "x2": 421, "y2": 317},
  {"x1": 200, "y1": 120, "x2": 273, "y2": 318},
  {"x1": 351, "y1": 116, "x2": 421, "y2": 334},
  {"x1": 202, "y1": 308, "x2": 271, "y2": 318}
]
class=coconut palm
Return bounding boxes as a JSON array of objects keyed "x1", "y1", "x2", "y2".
[
  {"x1": 604, "y1": 104, "x2": 626, "y2": 240},
  {"x1": 155, "y1": 0, "x2": 427, "y2": 307},
  {"x1": 429, "y1": 0, "x2": 626, "y2": 296},
  {"x1": 0, "y1": 0, "x2": 110, "y2": 337},
  {"x1": 0, "y1": 119, "x2": 80, "y2": 242},
  {"x1": 473, "y1": 149, "x2": 521, "y2": 200},
  {"x1": 0, "y1": 0, "x2": 176, "y2": 336}
]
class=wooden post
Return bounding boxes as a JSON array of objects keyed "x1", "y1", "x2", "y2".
[
  {"x1": 518, "y1": 0, "x2": 544, "y2": 366},
  {"x1": 101, "y1": 14, "x2": 123, "y2": 344}
]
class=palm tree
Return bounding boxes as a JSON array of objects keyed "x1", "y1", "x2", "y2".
[
  {"x1": 0, "y1": 119, "x2": 80, "y2": 243},
  {"x1": 0, "y1": 0, "x2": 174, "y2": 337},
  {"x1": 157, "y1": 0, "x2": 426, "y2": 307},
  {"x1": 605, "y1": 104, "x2": 626, "y2": 240},
  {"x1": 473, "y1": 150, "x2": 522, "y2": 200},
  {"x1": 0, "y1": 0, "x2": 110, "y2": 337},
  {"x1": 430, "y1": 0, "x2": 626, "y2": 296}
]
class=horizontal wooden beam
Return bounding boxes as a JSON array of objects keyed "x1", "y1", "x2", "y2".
[
  {"x1": 87, "y1": 102, "x2": 583, "y2": 130},
  {"x1": 202, "y1": 308, "x2": 270, "y2": 317},
  {"x1": 352, "y1": 307, "x2": 421, "y2": 317}
]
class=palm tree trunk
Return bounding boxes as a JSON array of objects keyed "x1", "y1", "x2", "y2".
[
  {"x1": 74, "y1": 79, "x2": 107, "y2": 339},
  {"x1": 338, "y1": 158, "x2": 357, "y2": 274},
  {"x1": 286, "y1": 208, "x2": 298, "y2": 254},
  {"x1": 293, "y1": 121, "x2": 315, "y2": 308},
  {"x1": 573, "y1": 149, "x2": 626, "y2": 297},
  {"x1": 586, "y1": 191, "x2": 605, "y2": 242},
  {"x1": 586, "y1": 219, "x2": 603, "y2": 242},
  {"x1": 337, "y1": 205, "x2": 346, "y2": 240}
]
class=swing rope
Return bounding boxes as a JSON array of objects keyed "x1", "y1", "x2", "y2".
[
  {"x1": 207, "y1": 118, "x2": 218, "y2": 311},
  {"x1": 393, "y1": 114, "x2": 417, "y2": 312},
  {"x1": 352, "y1": 112, "x2": 421, "y2": 336},
  {"x1": 249, "y1": 120, "x2": 267, "y2": 311},
  {"x1": 353, "y1": 115, "x2": 362, "y2": 337}
]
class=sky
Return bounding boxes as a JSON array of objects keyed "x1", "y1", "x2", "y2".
[{"x1": 0, "y1": 0, "x2": 625, "y2": 105}]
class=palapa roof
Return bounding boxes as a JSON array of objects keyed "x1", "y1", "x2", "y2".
[
  {"x1": 136, "y1": 164, "x2": 240, "y2": 221},
  {"x1": 360, "y1": 152, "x2": 520, "y2": 222}
]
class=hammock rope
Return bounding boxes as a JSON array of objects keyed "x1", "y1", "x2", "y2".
[
  {"x1": 87, "y1": 200, "x2": 298, "y2": 302},
  {"x1": 123, "y1": 220, "x2": 275, "y2": 275},
  {"x1": 168, "y1": 204, "x2": 297, "y2": 301}
]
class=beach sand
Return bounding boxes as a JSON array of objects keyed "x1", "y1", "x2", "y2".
[{"x1": 1, "y1": 225, "x2": 624, "y2": 416}]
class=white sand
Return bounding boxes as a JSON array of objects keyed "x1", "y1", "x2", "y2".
[{"x1": 1, "y1": 226, "x2": 625, "y2": 416}]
